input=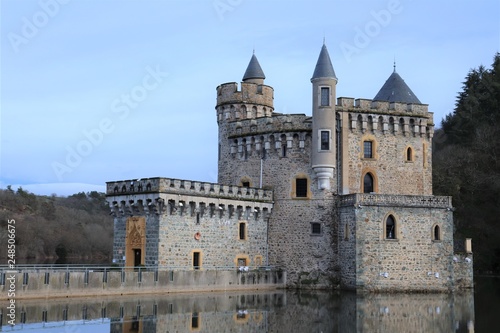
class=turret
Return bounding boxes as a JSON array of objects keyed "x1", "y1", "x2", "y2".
[{"x1": 311, "y1": 43, "x2": 337, "y2": 190}]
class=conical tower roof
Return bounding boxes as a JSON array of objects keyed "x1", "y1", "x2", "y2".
[
  {"x1": 242, "y1": 53, "x2": 266, "y2": 81},
  {"x1": 373, "y1": 68, "x2": 421, "y2": 104},
  {"x1": 311, "y1": 44, "x2": 337, "y2": 80}
]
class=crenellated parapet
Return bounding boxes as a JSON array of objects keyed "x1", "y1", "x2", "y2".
[
  {"x1": 339, "y1": 193, "x2": 452, "y2": 209},
  {"x1": 216, "y1": 82, "x2": 274, "y2": 122},
  {"x1": 105, "y1": 177, "x2": 274, "y2": 220},
  {"x1": 222, "y1": 113, "x2": 312, "y2": 159},
  {"x1": 336, "y1": 97, "x2": 434, "y2": 138}
]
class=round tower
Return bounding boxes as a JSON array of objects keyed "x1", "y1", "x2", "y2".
[
  {"x1": 311, "y1": 43, "x2": 338, "y2": 190},
  {"x1": 215, "y1": 53, "x2": 274, "y2": 185}
]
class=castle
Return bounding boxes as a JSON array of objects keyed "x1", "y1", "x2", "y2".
[{"x1": 106, "y1": 43, "x2": 473, "y2": 292}]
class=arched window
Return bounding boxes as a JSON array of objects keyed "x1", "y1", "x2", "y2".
[
  {"x1": 433, "y1": 225, "x2": 441, "y2": 241},
  {"x1": 406, "y1": 147, "x2": 413, "y2": 161},
  {"x1": 386, "y1": 215, "x2": 396, "y2": 239},
  {"x1": 363, "y1": 173, "x2": 374, "y2": 193}
]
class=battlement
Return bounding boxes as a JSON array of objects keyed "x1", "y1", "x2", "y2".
[
  {"x1": 106, "y1": 177, "x2": 273, "y2": 202},
  {"x1": 340, "y1": 193, "x2": 452, "y2": 209},
  {"x1": 337, "y1": 97, "x2": 429, "y2": 117},
  {"x1": 226, "y1": 113, "x2": 311, "y2": 139},
  {"x1": 216, "y1": 81, "x2": 274, "y2": 110}
]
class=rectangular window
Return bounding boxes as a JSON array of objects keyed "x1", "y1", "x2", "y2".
[
  {"x1": 237, "y1": 258, "x2": 247, "y2": 266},
  {"x1": 311, "y1": 222, "x2": 321, "y2": 235},
  {"x1": 193, "y1": 252, "x2": 200, "y2": 270},
  {"x1": 296, "y1": 178, "x2": 308, "y2": 197},
  {"x1": 363, "y1": 141, "x2": 373, "y2": 158},
  {"x1": 191, "y1": 312, "x2": 199, "y2": 329},
  {"x1": 320, "y1": 130, "x2": 330, "y2": 150},
  {"x1": 239, "y1": 222, "x2": 246, "y2": 240},
  {"x1": 242, "y1": 181, "x2": 250, "y2": 187},
  {"x1": 320, "y1": 87, "x2": 330, "y2": 106}
]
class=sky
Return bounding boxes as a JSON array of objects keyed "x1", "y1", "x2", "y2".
[{"x1": 1, "y1": 0, "x2": 499, "y2": 196}]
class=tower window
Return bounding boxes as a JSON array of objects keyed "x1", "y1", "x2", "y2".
[
  {"x1": 296, "y1": 178, "x2": 308, "y2": 197},
  {"x1": 363, "y1": 141, "x2": 373, "y2": 158},
  {"x1": 193, "y1": 252, "x2": 201, "y2": 270},
  {"x1": 406, "y1": 147, "x2": 413, "y2": 161},
  {"x1": 320, "y1": 130, "x2": 330, "y2": 150},
  {"x1": 311, "y1": 222, "x2": 321, "y2": 235},
  {"x1": 386, "y1": 215, "x2": 396, "y2": 239},
  {"x1": 363, "y1": 173, "x2": 374, "y2": 193},
  {"x1": 239, "y1": 222, "x2": 246, "y2": 240},
  {"x1": 433, "y1": 225, "x2": 441, "y2": 241},
  {"x1": 320, "y1": 87, "x2": 330, "y2": 106}
]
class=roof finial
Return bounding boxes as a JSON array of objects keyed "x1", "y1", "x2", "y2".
[{"x1": 393, "y1": 55, "x2": 396, "y2": 73}]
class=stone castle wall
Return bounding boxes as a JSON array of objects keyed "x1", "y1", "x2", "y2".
[
  {"x1": 106, "y1": 177, "x2": 273, "y2": 269},
  {"x1": 340, "y1": 194, "x2": 462, "y2": 292},
  {"x1": 336, "y1": 97, "x2": 434, "y2": 196}
]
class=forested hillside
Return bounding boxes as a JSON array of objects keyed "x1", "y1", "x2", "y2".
[
  {"x1": 0, "y1": 188, "x2": 112, "y2": 264},
  {"x1": 433, "y1": 53, "x2": 500, "y2": 273}
]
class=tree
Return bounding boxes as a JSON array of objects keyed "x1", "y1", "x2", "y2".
[{"x1": 434, "y1": 53, "x2": 500, "y2": 273}]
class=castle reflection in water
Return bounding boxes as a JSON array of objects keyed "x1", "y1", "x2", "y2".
[{"x1": 0, "y1": 290, "x2": 474, "y2": 332}]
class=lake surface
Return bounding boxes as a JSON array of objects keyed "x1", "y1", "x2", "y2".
[{"x1": 1, "y1": 276, "x2": 497, "y2": 332}]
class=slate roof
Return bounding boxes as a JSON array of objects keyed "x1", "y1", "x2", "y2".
[
  {"x1": 311, "y1": 44, "x2": 337, "y2": 80},
  {"x1": 373, "y1": 70, "x2": 422, "y2": 104},
  {"x1": 242, "y1": 54, "x2": 266, "y2": 81}
]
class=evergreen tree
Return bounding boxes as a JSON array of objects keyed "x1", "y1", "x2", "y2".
[{"x1": 434, "y1": 53, "x2": 500, "y2": 273}]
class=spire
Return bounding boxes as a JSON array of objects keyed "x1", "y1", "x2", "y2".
[
  {"x1": 373, "y1": 67, "x2": 422, "y2": 104},
  {"x1": 311, "y1": 43, "x2": 337, "y2": 81},
  {"x1": 242, "y1": 53, "x2": 266, "y2": 82}
]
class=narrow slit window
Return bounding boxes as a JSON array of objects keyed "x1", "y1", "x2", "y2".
[
  {"x1": 239, "y1": 222, "x2": 246, "y2": 240},
  {"x1": 193, "y1": 252, "x2": 201, "y2": 270}
]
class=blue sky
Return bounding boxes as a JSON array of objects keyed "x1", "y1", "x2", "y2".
[{"x1": 1, "y1": 0, "x2": 499, "y2": 196}]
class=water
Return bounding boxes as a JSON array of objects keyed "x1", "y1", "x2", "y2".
[{"x1": 0, "y1": 277, "x2": 497, "y2": 332}]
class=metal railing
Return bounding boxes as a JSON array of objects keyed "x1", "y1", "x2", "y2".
[{"x1": 0, "y1": 264, "x2": 280, "y2": 273}]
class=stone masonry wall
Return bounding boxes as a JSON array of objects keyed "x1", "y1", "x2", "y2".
[
  {"x1": 106, "y1": 178, "x2": 273, "y2": 270},
  {"x1": 338, "y1": 105, "x2": 433, "y2": 195},
  {"x1": 342, "y1": 194, "x2": 455, "y2": 292}
]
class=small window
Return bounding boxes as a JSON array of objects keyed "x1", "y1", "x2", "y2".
[
  {"x1": 193, "y1": 252, "x2": 201, "y2": 270},
  {"x1": 320, "y1": 130, "x2": 330, "y2": 150},
  {"x1": 191, "y1": 312, "x2": 199, "y2": 329},
  {"x1": 282, "y1": 143, "x2": 287, "y2": 157},
  {"x1": 237, "y1": 258, "x2": 247, "y2": 266},
  {"x1": 363, "y1": 141, "x2": 373, "y2": 158},
  {"x1": 311, "y1": 222, "x2": 321, "y2": 235},
  {"x1": 406, "y1": 147, "x2": 413, "y2": 161},
  {"x1": 320, "y1": 87, "x2": 330, "y2": 106},
  {"x1": 363, "y1": 173, "x2": 374, "y2": 193},
  {"x1": 386, "y1": 215, "x2": 396, "y2": 239},
  {"x1": 239, "y1": 222, "x2": 246, "y2": 240},
  {"x1": 433, "y1": 225, "x2": 441, "y2": 241},
  {"x1": 296, "y1": 178, "x2": 308, "y2": 197},
  {"x1": 344, "y1": 224, "x2": 349, "y2": 241},
  {"x1": 242, "y1": 181, "x2": 250, "y2": 187}
]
